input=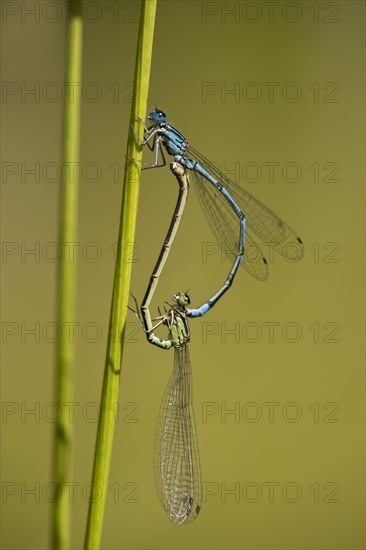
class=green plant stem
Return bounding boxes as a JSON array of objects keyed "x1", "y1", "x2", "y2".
[
  {"x1": 53, "y1": 1, "x2": 83, "y2": 549},
  {"x1": 84, "y1": 1, "x2": 157, "y2": 548}
]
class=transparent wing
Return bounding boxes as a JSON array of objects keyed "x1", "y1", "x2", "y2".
[
  {"x1": 187, "y1": 144, "x2": 304, "y2": 280},
  {"x1": 192, "y1": 167, "x2": 269, "y2": 281},
  {"x1": 154, "y1": 345, "x2": 202, "y2": 525}
]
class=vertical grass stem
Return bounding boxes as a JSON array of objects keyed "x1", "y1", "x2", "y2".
[{"x1": 84, "y1": 2, "x2": 157, "y2": 548}]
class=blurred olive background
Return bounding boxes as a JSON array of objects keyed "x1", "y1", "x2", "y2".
[{"x1": 2, "y1": 1, "x2": 365, "y2": 548}]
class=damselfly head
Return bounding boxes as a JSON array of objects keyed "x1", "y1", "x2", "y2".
[
  {"x1": 148, "y1": 108, "x2": 166, "y2": 123},
  {"x1": 173, "y1": 291, "x2": 190, "y2": 307}
]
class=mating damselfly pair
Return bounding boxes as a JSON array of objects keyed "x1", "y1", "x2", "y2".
[{"x1": 128, "y1": 109, "x2": 303, "y2": 525}]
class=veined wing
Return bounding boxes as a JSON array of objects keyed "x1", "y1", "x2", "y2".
[
  {"x1": 192, "y1": 167, "x2": 269, "y2": 280},
  {"x1": 154, "y1": 345, "x2": 202, "y2": 525},
  {"x1": 187, "y1": 144, "x2": 304, "y2": 280}
]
